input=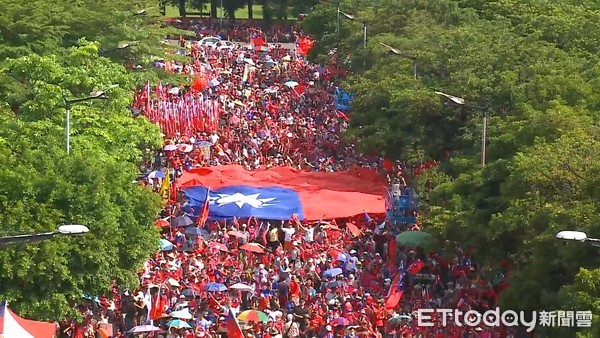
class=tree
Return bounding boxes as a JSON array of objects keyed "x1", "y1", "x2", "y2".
[
  {"x1": 0, "y1": 0, "x2": 189, "y2": 67},
  {"x1": 0, "y1": 41, "x2": 164, "y2": 320},
  {"x1": 303, "y1": 0, "x2": 600, "y2": 333}
]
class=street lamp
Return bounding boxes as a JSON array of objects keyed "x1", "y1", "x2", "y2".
[
  {"x1": 220, "y1": 0, "x2": 223, "y2": 31},
  {"x1": 0, "y1": 225, "x2": 89, "y2": 247},
  {"x1": 435, "y1": 91, "x2": 488, "y2": 166},
  {"x1": 63, "y1": 84, "x2": 119, "y2": 155},
  {"x1": 556, "y1": 231, "x2": 600, "y2": 248},
  {"x1": 134, "y1": 9, "x2": 147, "y2": 16},
  {"x1": 339, "y1": 11, "x2": 367, "y2": 49},
  {"x1": 100, "y1": 43, "x2": 132, "y2": 55},
  {"x1": 380, "y1": 42, "x2": 417, "y2": 79}
]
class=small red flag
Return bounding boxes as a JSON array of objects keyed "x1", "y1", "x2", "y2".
[
  {"x1": 226, "y1": 308, "x2": 244, "y2": 338},
  {"x1": 197, "y1": 187, "x2": 211, "y2": 226}
]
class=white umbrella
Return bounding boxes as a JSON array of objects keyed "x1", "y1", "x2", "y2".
[
  {"x1": 244, "y1": 58, "x2": 255, "y2": 66},
  {"x1": 229, "y1": 283, "x2": 255, "y2": 293},
  {"x1": 167, "y1": 278, "x2": 180, "y2": 287},
  {"x1": 164, "y1": 144, "x2": 178, "y2": 151},
  {"x1": 177, "y1": 144, "x2": 193, "y2": 153},
  {"x1": 284, "y1": 81, "x2": 298, "y2": 88},
  {"x1": 170, "y1": 308, "x2": 193, "y2": 320}
]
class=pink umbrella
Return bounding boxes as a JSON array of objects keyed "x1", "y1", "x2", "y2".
[{"x1": 208, "y1": 242, "x2": 228, "y2": 252}]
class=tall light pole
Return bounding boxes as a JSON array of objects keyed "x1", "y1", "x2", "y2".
[
  {"x1": 63, "y1": 84, "x2": 119, "y2": 155},
  {"x1": 435, "y1": 91, "x2": 488, "y2": 166},
  {"x1": 557, "y1": 231, "x2": 600, "y2": 248},
  {"x1": 339, "y1": 11, "x2": 367, "y2": 48},
  {"x1": 220, "y1": 0, "x2": 223, "y2": 31},
  {"x1": 379, "y1": 42, "x2": 417, "y2": 79},
  {"x1": 0, "y1": 225, "x2": 89, "y2": 247}
]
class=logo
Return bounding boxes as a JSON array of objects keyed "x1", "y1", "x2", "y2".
[
  {"x1": 416, "y1": 308, "x2": 592, "y2": 332},
  {"x1": 210, "y1": 192, "x2": 277, "y2": 209}
]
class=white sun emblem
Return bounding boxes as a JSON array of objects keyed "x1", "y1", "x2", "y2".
[{"x1": 209, "y1": 192, "x2": 277, "y2": 208}]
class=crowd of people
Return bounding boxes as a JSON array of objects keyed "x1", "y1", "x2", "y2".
[
  {"x1": 60, "y1": 22, "x2": 516, "y2": 338},
  {"x1": 165, "y1": 18, "x2": 299, "y2": 43}
]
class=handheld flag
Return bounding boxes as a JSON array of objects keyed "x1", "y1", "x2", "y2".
[
  {"x1": 385, "y1": 261, "x2": 406, "y2": 310},
  {"x1": 364, "y1": 209, "x2": 373, "y2": 223},
  {"x1": 197, "y1": 187, "x2": 211, "y2": 226},
  {"x1": 226, "y1": 308, "x2": 244, "y2": 338}
]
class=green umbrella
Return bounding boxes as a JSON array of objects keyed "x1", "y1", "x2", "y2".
[{"x1": 396, "y1": 231, "x2": 432, "y2": 248}]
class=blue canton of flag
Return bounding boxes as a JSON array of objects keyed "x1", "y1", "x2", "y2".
[{"x1": 183, "y1": 185, "x2": 305, "y2": 220}]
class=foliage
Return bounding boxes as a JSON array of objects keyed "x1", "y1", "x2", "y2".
[
  {"x1": 303, "y1": 0, "x2": 600, "y2": 334},
  {"x1": 0, "y1": 0, "x2": 191, "y2": 69},
  {"x1": 0, "y1": 42, "x2": 164, "y2": 320}
]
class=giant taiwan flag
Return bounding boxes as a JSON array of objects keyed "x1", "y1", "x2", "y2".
[
  {"x1": 177, "y1": 165, "x2": 386, "y2": 220},
  {"x1": 0, "y1": 301, "x2": 56, "y2": 338}
]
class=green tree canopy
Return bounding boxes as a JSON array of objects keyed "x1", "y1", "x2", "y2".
[
  {"x1": 0, "y1": 41, "x2": 164, "y2": 320},
  {"x1": 303, "y1": 0, "x2": 600, "y2": 335}
]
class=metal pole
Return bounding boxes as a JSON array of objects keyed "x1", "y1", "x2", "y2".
[
  {"x1": 220, "y1": 0, "x2": 223, "y2": 30},
  {"x1": 66, "y1": 103, "x2": 71, "y2": 155},
  {"x1": 481, "y1": 111, "x2": 487, "y2": 166},
  {"x1": 363, "y1": 22, "x2": 367, "y2": 48},
  {"x1": 413, "y1": 61, "x2": 417, "y2": 79},
  {"x1": 336, "y1": 2, "x2": 341, "y2": 37}
]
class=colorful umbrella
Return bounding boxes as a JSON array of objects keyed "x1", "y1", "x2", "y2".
[
  {"x1": 167, "y1": 320, "x2": 191, "y2": 329},
  {"x1": 240, "y1": 243, "x2": 266, "y2": 254},
  {"x1": 163, "y1": 144, "x2": 178, "y2": 151},
  {"x1": 254, "y1": 45, "x2": 271, "y2": 52},
  {"x1": 395, "y1": 231, "x2": 432, "y2": 248},
  {"x1": 204, "y1": 282, "x2": 227, "y2": 292},
  {"x1": 238, "y1": 310, "x2": 269, "y2": 323}
]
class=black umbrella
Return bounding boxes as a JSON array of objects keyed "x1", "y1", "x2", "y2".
[
  {"x1": 181, "y1": 289, "x2": 195, "y2": 297},
  {"x1": 184, "y1": 226, "x2": 209, "y2": 239},
  {"x1": 172, "y1": 215, "x2": 194, "y2": 227}
]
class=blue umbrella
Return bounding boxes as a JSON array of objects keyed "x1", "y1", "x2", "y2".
[
  {"x1": 148, "y1": 170, "x2": 166, "y2": 179},
  {"x1": 323, "y1": 268, "x2": 343, "y2": 278},
  {"x1": 159, "y1": 239, "x2": 174, "y2": 251},
  {"x1": 204, "y1": 282, "x2": 227, "y2": 292},
  {"x1": 166, "y1": 319, "x2": 191, "y2": 329}
]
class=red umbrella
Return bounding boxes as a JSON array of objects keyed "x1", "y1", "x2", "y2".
[
  {"x1": 240, "y1": 243, "x2": 265, "y2": 254},
  {"x1": 155, "y1": 219, "x2": 170, "y2": 228}
]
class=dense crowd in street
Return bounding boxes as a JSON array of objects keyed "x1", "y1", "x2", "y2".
[{"x1": 59, "y1": 23, "x2": 515, "y2": 338}]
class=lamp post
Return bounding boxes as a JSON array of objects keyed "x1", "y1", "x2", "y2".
[
  {"x1": 435, "y1": 91, "x2": 488, "y2": 166},
  {"x1": 0, "y1": 224, "x2": 89, "y2": 247},
  {"x1": 99, "y1": 43, "x2": 132, "y2": 55},
  {"x1": 556, "y1": 231, "x2": 600, "y2": 248},
  {"x1": 63, "y1": 84, "x2": 119, "y2": 155},
  {"x1": 220, "y1": 0, "x2": 223, "y2": 31},
  {"x1": 134, "y1": 9, "x2": 147, "y2": 16},
  {"x1": 339, "y1": 11, "x2": 367, "y2": 48},
  {"x1": 379, "y1": 42, "x2": 417, "y2": 79}
]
